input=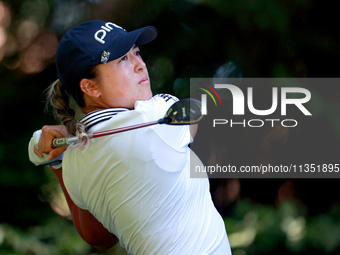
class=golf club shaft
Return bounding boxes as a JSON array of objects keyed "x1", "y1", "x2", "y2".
[
  {"x1": 92, "y1": 120, "x2": 159, "y2": 138},
  {"x1": 52, "y1": 120, "x2": 159, "y2": 148}
]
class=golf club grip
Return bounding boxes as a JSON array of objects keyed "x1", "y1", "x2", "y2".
[
  {"x1": 53, "y1": 136, "x2": 80, "y2": 147},
  {"x1": 52, "y1": 137, "x2": 69, "y2": 147}
]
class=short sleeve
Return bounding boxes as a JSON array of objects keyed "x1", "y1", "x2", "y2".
[
  {"x1": 135, "y1": 94, "x2": 193, "y2": 152},
  {"x1": 134, "y1": 94, "x2": 178, "y2": 121}
]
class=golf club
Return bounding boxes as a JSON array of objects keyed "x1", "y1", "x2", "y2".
[{"x1": 52, "y1": 98, "x2": 203, "y2": 148}]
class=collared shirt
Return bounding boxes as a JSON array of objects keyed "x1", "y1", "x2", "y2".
[{"x1": 62, "y1": 94, "x2": 231, "y2": 255}]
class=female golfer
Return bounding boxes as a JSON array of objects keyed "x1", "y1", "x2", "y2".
[{"x1": 28, "y1": 20, "x2": 231, "y2": 254}]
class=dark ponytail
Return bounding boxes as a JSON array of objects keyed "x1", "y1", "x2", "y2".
[{"x1": 46, "y1": 79, "x2": 90, "y2": 148}]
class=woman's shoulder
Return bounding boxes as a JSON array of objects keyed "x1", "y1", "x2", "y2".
[
  {"x1": 134, "y1": 94, "x2": 178, "y2": 120},
  {"x1": 153, "y1": 93, "x2": 179, "y2": 103},
  {"x1": 135, "y1": 94, "x2": 178, "y2": 110}
]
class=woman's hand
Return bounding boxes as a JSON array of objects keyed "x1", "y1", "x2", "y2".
[{"x1": 34, "y1": 125, "x2": 70, "y2": 160}]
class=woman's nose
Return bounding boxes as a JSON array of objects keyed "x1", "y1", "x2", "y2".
[{"x1": 133, "y1": 55, "x2": 145, "y2": 72}]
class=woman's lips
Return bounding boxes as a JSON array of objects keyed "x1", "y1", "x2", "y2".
[{"x1": 139, "y1": 76, "x2": 149, "y2": 84}]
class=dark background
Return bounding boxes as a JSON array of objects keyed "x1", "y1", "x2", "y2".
[{"x1": 0, "y1": 0, "x2": 339, "y2": 254}]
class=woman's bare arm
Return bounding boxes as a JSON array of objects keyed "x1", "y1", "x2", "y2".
[
  {"x1": 34, "y1": 125, "x2": 119, "y2": 250},
  {"x1": 51, "y1": 166, "x2": 118, "y2": 250}
]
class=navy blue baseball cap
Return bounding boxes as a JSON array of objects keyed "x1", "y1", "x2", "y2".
[{"x1": 56, "y1": 20, "x2": 158, "y2": 104}]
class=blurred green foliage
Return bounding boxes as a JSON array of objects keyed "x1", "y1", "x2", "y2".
[
  {"x1": 0, "y1": 0, "x2": 339, "y2": 254},
  {"x1": 226, "y1": 199, "x2": 340, "y2": 255}
]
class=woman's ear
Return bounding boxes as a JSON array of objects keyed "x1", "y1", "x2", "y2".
[{"x1": 80, "y1": 78, "x2": 101, "y2": 98}]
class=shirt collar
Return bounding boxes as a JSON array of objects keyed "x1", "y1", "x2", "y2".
[{"x1": 79, "y1": 108, "x2": 128, "y2": 131}]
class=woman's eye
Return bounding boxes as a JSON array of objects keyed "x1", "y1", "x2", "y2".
[
  {"x1": 120, "y1": 55, "x2": 127, "y2": 61},
  {"x1": 135, "y1": 50, "x2": 141, "y2": 56}
]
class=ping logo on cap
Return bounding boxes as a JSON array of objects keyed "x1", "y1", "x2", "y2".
[
  {"x1": 94, "y1": 22, "x2": 125, "y2": 44},
  {"x1": 101, "y1": 50, "x2": 111, "y2": 64}
]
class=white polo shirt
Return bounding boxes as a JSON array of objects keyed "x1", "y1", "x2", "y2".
[{"x1": 62, "y1": 94, "x2": 231, "y2": 255}]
